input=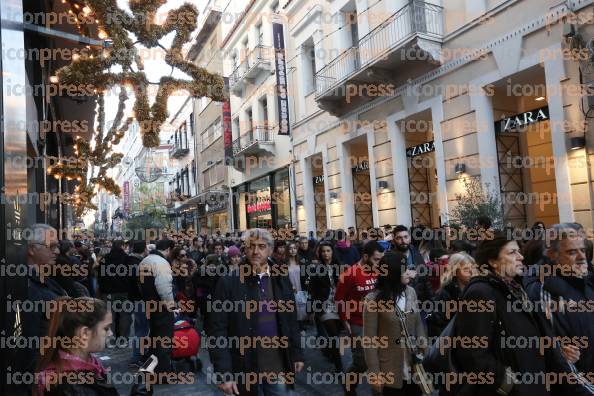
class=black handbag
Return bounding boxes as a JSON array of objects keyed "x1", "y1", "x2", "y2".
[{"x1": 423, "y1": 314, "x2": 458, "y2": 376}]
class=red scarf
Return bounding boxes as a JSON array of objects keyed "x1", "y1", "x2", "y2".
[{"x1": 37, "y1": 350, "x2": 109, "y2": 396}]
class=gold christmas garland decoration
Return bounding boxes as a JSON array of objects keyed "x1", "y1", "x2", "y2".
[
  {"x1": 48, "y1": 90, "x2": 130, "y2": 217},
  {"x1": 52, "y1": 0, "x2": 227, "y2": 216},
  {"x1": 56, "y1": 0, "x2": 227, "y2": 148}
]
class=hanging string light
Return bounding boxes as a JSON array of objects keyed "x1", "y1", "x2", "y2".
[{"x1": 48, "y1": 89, "x2": 131, "y2": 217}]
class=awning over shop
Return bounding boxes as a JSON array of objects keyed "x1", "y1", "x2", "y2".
[{"x1": 174, "y1": 189, "x2": 229, "y2": 213}]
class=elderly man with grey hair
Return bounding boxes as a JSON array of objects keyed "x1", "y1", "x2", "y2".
[
  {"x1": 209, "y1": 228, "x2": 304, "y2": 396},
  {"x1": 26, "y1": 224, "x2": 68, "y2": 323},
  {"x1": 524, "y1": 222, "x2": 594, "y2": 375},
  {"x1": 21, "y1": 224, "x2": 67, "y2": 380}
]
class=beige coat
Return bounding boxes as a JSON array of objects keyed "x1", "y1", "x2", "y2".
[{"x1": 363, "y1": 286, "x2": 426, "y2": 389}]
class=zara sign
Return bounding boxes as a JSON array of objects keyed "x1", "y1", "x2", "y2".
[
  {"x1": 406, "y1": 141, "x2": 435, "y2": 158},
  {"x1": 495, "y1": 106, "x2": 549, "y2": 133}
]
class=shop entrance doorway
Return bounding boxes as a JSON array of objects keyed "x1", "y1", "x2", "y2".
[
  {"x1": 311, "y1": 154, "x2": 327, "y2": 235},
  {"x1": 492, "y1": 67, "x2": 559, "y2": 227},
  {"x1": 402, "y1": 110, "x2": 440, "y2": 228},
  {"x1": 348, "y1": 137, "x2": 374, "y2": 231}
]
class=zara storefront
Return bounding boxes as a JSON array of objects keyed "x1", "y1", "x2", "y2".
[{"x1": 292, "y1": 1, "x2": 594, "y2": 234}]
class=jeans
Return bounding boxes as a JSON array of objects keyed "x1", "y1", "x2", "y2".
[
  {"x1": 346, "y1": 324, "x2": 381, "y2": 396},
  {"x1": 132, "y1": 306, "x2": 149, "y2": 362},
  {"x1": 348, "y1": 324, "x2": 367, "y2": 374},
  {"x1": 238, "y1": 377, "x2": 294, "y2": 396},
  {"x1": 257, "y1": 382, "x2": 293, "y2": 396}
]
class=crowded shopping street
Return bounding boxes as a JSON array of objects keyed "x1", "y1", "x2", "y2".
[{"x1": 3, "y1": 0, "x2": 594, "y2": 395}]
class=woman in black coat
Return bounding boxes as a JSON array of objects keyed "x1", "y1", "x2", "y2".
[
  {"x1": 427, "y1": 252, "x2": 477, "y2": 337},
  {"x1": 454, "y1": 233, "x2": 589, "y2": 396},
  {"x1": 308, "y1": 241, "x2": 344, "y2": 371}
]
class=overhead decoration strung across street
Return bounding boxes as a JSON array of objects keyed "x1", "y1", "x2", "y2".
[
  {"x1": 56, "y1": 0, "x2": 227, "y2": 148},
  {"x1": 48, "y1": 89, "x2": 131, "y2": 217},
  {"x1": 134, "y1": 148, "x2": 163, "y2": 183},
  {"x1": 51, "y1": 0, "x2": 228, "y2": 215}
]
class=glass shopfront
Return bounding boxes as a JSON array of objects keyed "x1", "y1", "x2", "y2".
[{"x1": 233, "y1": 167, "x2": 292, "y2": 231}]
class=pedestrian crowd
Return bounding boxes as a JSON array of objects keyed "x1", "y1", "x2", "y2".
[{"x1": 15, "y1": 217, "x2": 594, "y2": 396}]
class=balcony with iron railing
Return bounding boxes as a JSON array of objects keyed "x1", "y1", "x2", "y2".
[
  {"x1": 314, "y1": 1, "x2": 443, "y2": 109},
  {"x1": 232, "y1": 125, "x2": 275, "y2": 158},
  {"x1": 169, "y1": 142, "x2": 190, "y2": 159},
  {"x1": 229, "y1": 45, "x2": 273, "y2": 94}
]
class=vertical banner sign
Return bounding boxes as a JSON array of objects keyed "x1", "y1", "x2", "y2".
[
  {"x1": 123, "y1": 181, "x2": 130, "y2": 215},
  {"x1": 273, "y1": 23, "x2": 290, "y2": 135},
  {"x1": 223, "y1": 77, "x2": 233, "y2": 164}
]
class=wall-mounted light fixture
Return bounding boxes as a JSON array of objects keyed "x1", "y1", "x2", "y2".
[
  {"x1": 378, "y1": 180, "x2": 389, "y2": 190},
  {"x1": 329, "y1": 192, "x2": 338, "y2": 201},
  {"x1": 535, "y1": 96, "x2": 546, "y2": 102},
  {"x1": 455, "y1": 163, "x2": 466, "y2": 175},
  {"x1": 570, "y1": 136, "x2": 586, "y2": 150}
]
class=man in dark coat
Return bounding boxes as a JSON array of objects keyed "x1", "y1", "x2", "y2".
[
  {"x1": 19, "y1": 224, "x2": 67, "y2": 395},
  {"x1": 536, "y1": 224, "x2": 594, "y2": 374},
  {"x1": 98, "y1": 239, "x2": 132, "y2": 338},
  {"x1": 126, "y1": 240, "x2": 148, "y2": 366},
  {"x1": 209, "y1": 228, "x2": 304, "y2": 396},
  {"x1": 391, "y1": 225, "x2": 434, "y2": 303}
]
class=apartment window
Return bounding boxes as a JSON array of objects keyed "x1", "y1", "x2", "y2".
[
  {"x1": 302, "y1": 40, "x2": 316, "y2": 95},
  {"x1": 202, "y1": 161, "x2": 223, "y2": 189},
  {"x1": 189, "y1": 114, "x2": 194, "y2": 136},
  {"x1": 182, "y1": 123, "x2": 188, "y2": 149},
  {"x1": 242, "y1": 38, "x2": 249, "y2": 59},
  {"x1": 213, "y1": 117, "x2": 222, "y2": 140},
  {"x1": 191, "y1": 160, "x2": 196, "y2": 184},
  {"x1": 271, "y1": 0, "x2": 280, "y2": 12},
  {"x1": 233, "y1": 118, "x2": 240, "y2": 138},
  {"x1": 256, "y1": 23, "x2": 263, "y2": 46},
  {"x1": 245, "y1": 108, "x2": 253, "y2": 133},
  {"x1": 348, "y1": 12, "x2": 359, "y2": 47},
  {"x1": 201, "y1": 117, "x2": 223, "y2": 150},
  {"x1": 259, "y1": 97, "x2": 269, "y2": 127}
]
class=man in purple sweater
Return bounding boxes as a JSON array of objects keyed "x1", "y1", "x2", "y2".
[{"x1": 209, "y1": 229, "x2": 304, "y2": 396}]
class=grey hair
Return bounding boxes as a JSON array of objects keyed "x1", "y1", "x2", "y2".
[
  {"x1": 548, "y1": 223, "x2": 581, "y2": 252},
  {"x1": 242, "y1": 228, "x2": 274, "y2": 250},
  {"x1": 27, "y1": 224, "x2": 57, "y2": 245}
]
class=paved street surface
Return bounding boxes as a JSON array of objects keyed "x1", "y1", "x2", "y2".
[{"x1": 98, "y1": 326, "x2": 371, "y2": 395}]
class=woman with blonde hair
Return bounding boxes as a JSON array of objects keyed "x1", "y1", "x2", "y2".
[{"x1": 427, "y1": 252, "x2": 477, "y2": 337}]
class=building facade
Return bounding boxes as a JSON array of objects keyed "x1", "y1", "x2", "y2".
[
  {"x1": 282, "y1": 0, "x2": 594, "y2": 236},
  {"x1": 189, "y1": 1, "x2": 231, "y2": 235},
  {"x1": 220, "y1": 0, "x2": 296, "y2": 232},
  {"x1": 166, "y1": 98, "x2": 199, "y2": 232}
]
